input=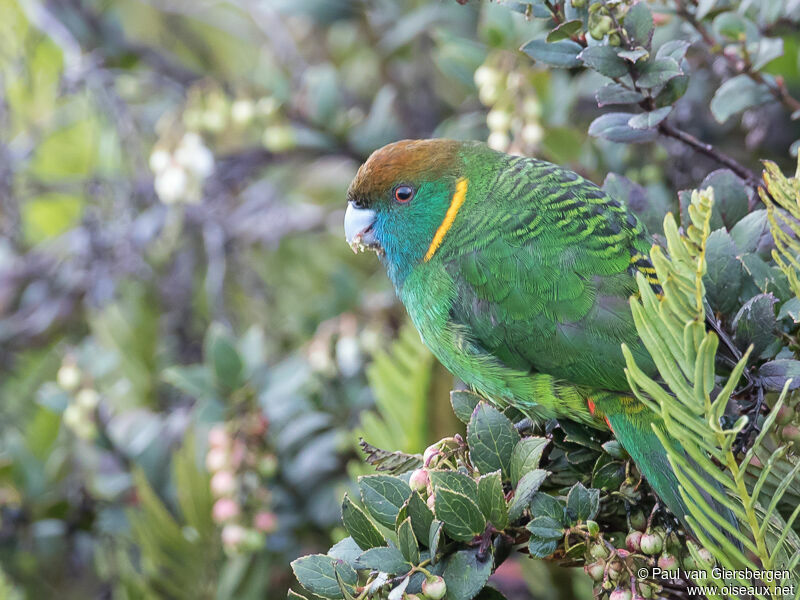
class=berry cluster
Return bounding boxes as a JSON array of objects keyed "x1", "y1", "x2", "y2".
[
  {"x1": 56, "y1": 355, "x2": 100, "y2": 441},
  {"x1": 206, "y1": 417, "x2": 279, "y2": 554},
  {"x1": 474, "y1": 55, "x2": 544, "y2": 155}
]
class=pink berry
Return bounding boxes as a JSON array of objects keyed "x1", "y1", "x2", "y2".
[
  {"x1": 208, "y1": 425, "x2": 229, "y2": 448},
  {"x1": 609, "y1": 588, "x2": 632, "y2": 600},
  {"x1": 212, "y1": 498, "x2": 240, "y2": 523},
  {"x1": 626, "y1": 531, "x2": 642, "y2": 552},
  {"x1": 221, "y1": 524, "x2": 246, "y2": 549},
  {"x1": 253, "y1": 511, "x2": 278, "y2": 533},
  {"x1": 210, "y1": 470, "x2": 237, "y2": 496},
  {"x1": 206, "y1": 448, "x2": 228, "y2": 473},
  {"x1": 409, "y1": 469, "x2": 429, "y2": 492}
]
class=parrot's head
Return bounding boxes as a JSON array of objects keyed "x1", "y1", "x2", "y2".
[{"x1": 345, "y1": 139, "x2": 483, "y2": 286}]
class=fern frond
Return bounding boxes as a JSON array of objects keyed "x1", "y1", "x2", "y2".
[
  {"x1": 622, "y1": 188, "x2": 800, "y2": 598},
  {"x1": 355, "y1": 323, "x2": 434, "y2": 454},
  {"x1": 763, "y1": 155, "x2": 800, "y2": 298}
]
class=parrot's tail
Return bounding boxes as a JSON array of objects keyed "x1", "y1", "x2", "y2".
[{"x1": 600, "y1": 394, "x2": 740, "y2": 545}]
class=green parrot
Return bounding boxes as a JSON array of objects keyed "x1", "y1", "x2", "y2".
[{"x1": 343, "y1": 138, "x2": 714, "y2": 533}]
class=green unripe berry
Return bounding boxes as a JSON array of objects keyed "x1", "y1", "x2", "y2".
[
  {"x1": 590, "y1": 542, "x2": 610, "y2": 559},
  {"x1": 639, "y1": 532, "x2": 663, "y2": 555},
  {"x1": 608, "y1": 33, "x2": 621, "y2": 46},
  {"x1": 585, "y1": 561, "x2": 606, "y2": 582},
  {"x1": 571, "y1": 0, "x2": 586, "y2": 7},
  {"x1": 586, "y1": 520, "x2": 600, "y2": 536},
  {"x1": 421, "y1": 576, "x2": 446, "y2": 600},
  {"x1": 607, "y1": 560, "x2": 623, "y2": 580},
  {"x1": 629, "y1": 511, "x2": 647, "y2": 532}
]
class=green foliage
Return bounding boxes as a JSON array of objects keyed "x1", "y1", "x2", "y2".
[
  {"x1": 117, "y1": 437, "x2": 220, "y2": 599},
  {"x1": 3, "y1": 0, "x2": 800, "y2": 598},
  {"x1": 623, "y1": 188, "x2": 800, "y2": 595},
  {"x1": 356, "y1": 324, "x2": 436, "y2": 454}
]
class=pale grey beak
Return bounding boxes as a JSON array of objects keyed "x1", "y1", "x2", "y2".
[{"x1": 344, "y1": 203, "x2": 379, "y2": 253}]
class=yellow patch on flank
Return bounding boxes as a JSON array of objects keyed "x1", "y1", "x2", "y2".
[{"x1": 424, "y1": 178, "x2": 469, "y2": 262}]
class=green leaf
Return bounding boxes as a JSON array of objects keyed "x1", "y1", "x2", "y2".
[
  {"x1": 636, "y1": 58, "x2": 682, "y2": 88},
  {"x1": 528, "y1": 536, "x2": 559, "y2": 558},
  {"x1": 526, "y1": 516, "x2": 563, "y2": 539},
  {"x1": 441, "y1": 548, "x2": 493, "y2": 600},
  {"x1": 588, "y1": 113, "x2": 657, "y2": 143},
  {"x1": 752, "y1": 37, "x2": 783, "y2": 71},
  {"x1": 510, "y1": 437, "x2": 548, "y2": 484},
  {"x1": 395, "y1": 501, "x2": 408, "y2": 532},
  {"x1": 429, "y1": 520, "x2": 444, "y2": 562},
  {"x1": 477, "y1": 471, "x2": 508, "y2": 530},
  {"x1": 162, "y1": 365, "x2": 214, "y2": 400},
  {"x1": 618, "y1": 48, "x2": 649, "y2": 63},
  {"x1": 354, "y1": 546, "x2": 411, "y2": 574},
  {"x1": 592, "y1": 461, "x2": 626, "y2": 490},
  {"x1": 656, "y1": 40, "x2": 690, "y2": 63},
  {"x1": 434, "y1": 488, "x2": 486, "y2": 542},
  {"x1": 601, "y1": 440, "x2": 628, "y2": 459},
  {"x1": 291, "y1": 555, "x2": 358, "y2": 600},
  {"x1": 566, "y1": 482, "x2": 599, "y2": 522},
  {"x1": 546, "y1": 20, "x2": 583, "y2": 42},
  {"x1": 654, "y1": 73, "x2": 689, "y2": 107},
  {"x1": 741, "y1": 253, "x2": 791, "y2": 300},
  {"x1": 778, "y1": 297, "x2": 800, "y2": 323},
  {"x1": 712, "y1": 12, "x2": 748, "y2": 41},
  {"x1": 450, "y1": 390, "x2": 482, "y2": 424},
  {"x1": 704, "y1": 229, "x2": 745, "y2": 315},
  {"x1": 730, "y1": 210, "x2": 772, "y2": 258},
  {"x1": 758, "y1": 359, "x2": 800, "y2": 391},
  {"x1": 359, "y1": 475, "x2": 412, "y2": 529},
  {"x1": 407, "y1": 492, "x2": 434, "y2": 545},
  {"x1": 328, "y1": 537, "x2": 363, "y2": 563},
  {"x1": 710, "y1": 75, "x2": 772, "y2": 123},
  {"x1": 624, "y1": 1, "x2": 654, "y2": 48},
  {"x1": 578, "y1": 45, "x2": 628, "y2": 78},
  {"x1": 507, "y1": 469, "x2": 548, "y2": 521},
  {"x1": 429, "y1": 470, "x2": 478, "y2": 497},
  {"x1": 732, "y1": 293, "x2": 777, "y2": 358},
  {"x1": 696, "y1": 0, "x2": 717, "y2": 19},
  {"x1": 467, "y1": 403, "x2": 520, "y2": 477},
  {"x1": 342, "y1": 494, "x2": 385, "y2": 550},
  {"x1": 595, "y1": 83, "x2": 644, "y2": 107},
  {"x1": 397, "y1": 517, "x2": 420, "y2": 565},
  {"x1": 628, "y1": 107, "x2": 672, "y2": 130},
  {"x1": 530, "y1": 493, "x2": 566, "y2": 525},
  {"x1": 701, "y1": 169, "x2": 750, "y2": 229},
  {"x1": 521, "y1": 39, "x2": 583, "y2": 68},
  {"x1": 204, "y1": 324, "x2": 244, "y2": 391},
  {"x1": 474, "y1": 586, "x2": 509, "y2": 600}
]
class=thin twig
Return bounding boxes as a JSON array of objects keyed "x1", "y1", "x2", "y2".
[{"x1": 657, "y1": 121, "x2": 761, "y2": 189}]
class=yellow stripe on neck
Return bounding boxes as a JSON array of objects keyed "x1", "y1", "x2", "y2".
[{"x1": 424, "y1": 177, "x2": 468, "y2": 262}]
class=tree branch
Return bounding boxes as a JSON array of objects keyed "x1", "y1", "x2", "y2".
[{"x1": 657, "y1": 121, "x2": 762, "y2": 190}]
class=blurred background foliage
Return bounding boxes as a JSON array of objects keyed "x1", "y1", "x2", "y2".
[{"x1": 0, "y1": 0, "x2": 798, "y2": 598}]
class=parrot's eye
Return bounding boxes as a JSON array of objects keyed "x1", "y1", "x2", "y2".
[{"x1": 393, "y1": 185, "x2": 414, "y2": 203}]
